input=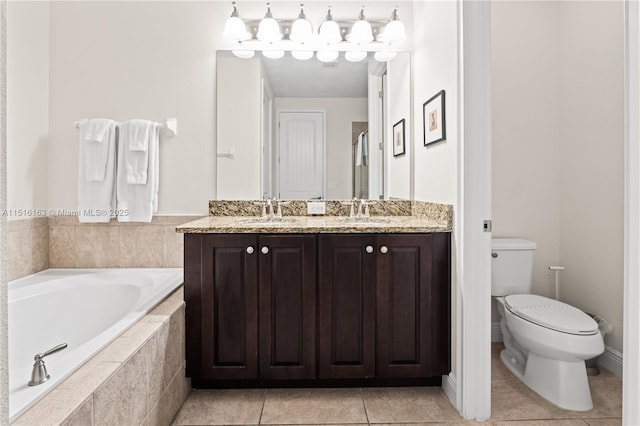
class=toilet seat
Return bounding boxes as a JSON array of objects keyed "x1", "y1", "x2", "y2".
[{"x1": 504, "y1": 294, "x2": 599, "y2": 336}]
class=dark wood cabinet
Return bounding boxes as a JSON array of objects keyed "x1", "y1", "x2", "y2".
[
  {"x1": 318, "y1": 234, "x2": 376, "y2": 379},
  {"x1": 318, "y1": 233, "x2": 450, "y2": 380},
  {"x1": 185, "y1": 231, "x2": 450, "y2": 387},
  {"x1": 185, "y1": 234, "x2": 316, "y2": 383}
]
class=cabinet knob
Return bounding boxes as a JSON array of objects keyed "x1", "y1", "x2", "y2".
[
  {"x1": 365, "y1": 245, "x2": 374, "y2": 254},
  {"x1": 261, "y1": 246, "x2": 269, "y2": 255},
  {"x1": 380, "y1": 246, "x2": 388, "y2": 254},
  {"x1": 246, "y1": 246, "x2": 255, "y2": 254},
  {"x1": 492, "y1": 252, "x2": 498, "y2": 258}
]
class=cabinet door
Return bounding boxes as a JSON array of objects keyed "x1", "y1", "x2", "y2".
[
  {"x1": 259, "y1": 235, "x2": 316, "y2": 379},
  {"x1": 318, "y1": 234, "x2": 376, "y2": 379},
  {"x1": 200, "y1": 234, "x2": 258, "y2": 380},
  {"x1": 376, "y1": 234, "x2": 431, "y2": 378}
]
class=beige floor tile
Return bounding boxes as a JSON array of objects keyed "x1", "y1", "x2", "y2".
[
  {"x1": 583, "y1": 418, "x2": 622, "y2": 426},
  {"x1": 260, "y1": 388, "x2": 367, "y2": 425},
  {"x1": 491, "y1": 379, "x2": 581, "y2": 421},
  {"x1": 491, "y1": 343, "x2": 516, "y2": 384},
  {"x1": 172, "y1": 389, "x2": 265, "y2": 425},
  {"x1": 491, "y1": 420, "x2": 588, "y2": 425},
  {"x1": 362, "y1": 387, "x2": 462, "y2": 424},
  {"x1": 578, "y1": 376, "x2": 622, "y2": 419}
]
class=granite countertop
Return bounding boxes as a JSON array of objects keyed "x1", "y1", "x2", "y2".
[{"x1": 175, "y1": 215, "x2": 451, "y2": 234}]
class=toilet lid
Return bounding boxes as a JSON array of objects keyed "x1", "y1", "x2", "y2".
[{"x1": 504, "y1": 294, "x2": 599, "y2": 336}]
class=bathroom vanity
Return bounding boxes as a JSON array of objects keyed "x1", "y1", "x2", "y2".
[{"x1": 177, "y1": 201, "x2": 452, "y2": 388}]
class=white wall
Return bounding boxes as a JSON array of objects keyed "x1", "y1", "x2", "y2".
[
  {"x1": 412, "y1": 1, "x2": 458, "y2": 204},
  {"x1": 412, "y1": 0, "x2": 459, "y2": 377},
  {"x1": 274, "y1": 97, "x2": 368, "y2": 199},
  {"x1": 491, "y1": 1, "x2": 562, "y2": 322},
  {"x1": 217, "y1": 55, "x2": 262, "y2": 199},
  {"x1": 387, "y1": 52, "x2": 411, "y2": 200},
  {"x1": 7, "y1": 1, "x2": 49, "y2": 216},
  {"x1": 557, "y1": 1, "x2": 624, "y2": 352},
  {"x1": 48, "y1": 1, "x2": 224, "y2": 215},
  {"x1": 491, "y1": 1, "x2": 624, "y2": 353}
]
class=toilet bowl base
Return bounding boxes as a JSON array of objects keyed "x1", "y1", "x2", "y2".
[{"x1": 500, "y1": 349, "x2": 594, "y2": 411}]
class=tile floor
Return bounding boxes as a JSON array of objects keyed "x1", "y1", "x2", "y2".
[{"x1": 171, "y1": 344, "x2": 622, "y2": 425}]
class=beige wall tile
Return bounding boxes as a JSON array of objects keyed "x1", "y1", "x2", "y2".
[
  {"x1": 118, "y1": 226, "x2": 163, "y2": 267},
  {"x1": 93, "y1": 346, "x2": 148, "y2": 426},
  {"x1": 13, "y1": 386, "x2": 92, "y2": 426},
  {"x1": 75, "y1": 225, "x2": 119, "y2": 268},
  {"x1": 148, "y1": 310, "x2": 183, "y2": 409},
  {"x1": 147, "y1": 367, "x2": 189, "y2": 426},
  {"x1": 163, "y1": 225, "x2": 183, "y2": 267},
  {"x1": 61, "y1": 396, "x2": 94, "y2": 426},
  {"x1": 49, "y1": 225, "x2": 76, "y2": 267},
  {"x1": 8, "y1": 218, "x2": 50, "y2": 280}
]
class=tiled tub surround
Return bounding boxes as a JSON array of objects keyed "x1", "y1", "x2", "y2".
[
  {"x1": 12, "y1": 287, "x2": 189, "y2": 426},
  {"x1": 49, "y1": 215, "x2": 197, "y2": 269},
  {"x1": 8, "y1": 217, "x2": 49, "y2": 281},
  {"x1": 8, "y1": 215, "x2": 197, "y2": 281}
]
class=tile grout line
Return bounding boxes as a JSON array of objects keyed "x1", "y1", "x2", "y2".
[
  {"x1": 360, "y1": 387, "x2": 370, "y2": 425},
  {"x1": 258, "y1": 388, "x2": 268, "y2": 425}
]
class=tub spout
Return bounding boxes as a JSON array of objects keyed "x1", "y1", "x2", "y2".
[{"x1": 28, "y1": 343, "x2": 68, "y2": 386}]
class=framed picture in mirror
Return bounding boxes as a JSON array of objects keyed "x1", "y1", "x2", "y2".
[
  {"x1": 393, "y1": 119, "x2": 406, "y2": 157},
  {"x1": 424, "y1": 90, "x2": 446, "y2": 145}
]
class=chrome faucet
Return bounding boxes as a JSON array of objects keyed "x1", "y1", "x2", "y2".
[{"x1": 28, "y1": 343, "x2": 68, "y2": 386}]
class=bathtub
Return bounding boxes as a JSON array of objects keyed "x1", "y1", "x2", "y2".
[{"x1": 8, "y1": 268, "x2": 184, "y2": 422}]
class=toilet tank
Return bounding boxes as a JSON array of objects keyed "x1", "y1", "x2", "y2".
[{"x1": 491, "y1": 238, "x2": 537, "y2": 296}]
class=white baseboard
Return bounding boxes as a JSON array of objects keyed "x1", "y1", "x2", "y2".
[
  {"x1": 442, "y1": 373, "x2": 457, "y2": 408},
  {"x1": 491, "y1": 322, "x2": 503, "y2": 342},
  {"x1": 598, "y1": 345, "x2": 623, "y2": 378}
]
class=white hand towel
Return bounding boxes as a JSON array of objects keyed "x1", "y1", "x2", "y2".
[
  {"x1": 77, "y1": 119, "x2": 117, "y2": 223},
  {"x1": 122, "y1": 119, "x2": 151, "y2": 184},
  {"x1": 355, "y1": 132, "x2": 364, "y2": 167},
  {"x1": 361, "y1": 132, "x2": 368, "y2": 167},
  {"x1": 79, "y1": 119, "x2": 111, "y2": 182},
  {"x1": 117, "y1": 122, "x2": 159, "y2": 223}
]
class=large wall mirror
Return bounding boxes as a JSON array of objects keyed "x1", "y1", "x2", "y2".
[{"x1": 216, "y1": 50, "x2": 411, "y2": 200}]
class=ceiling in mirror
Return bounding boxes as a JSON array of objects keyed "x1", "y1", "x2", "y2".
[{"x1": 261, "y1": 54, "x2": 367, "y2": 97}]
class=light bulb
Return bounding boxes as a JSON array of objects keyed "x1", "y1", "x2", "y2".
[
  {"x1": 291, "y1": 50, "x2": 314, "y2": 60},
  {"x1": 257, "y1": 3, "x2": 282, "y2": 43},
  {"x1": 374, "y1": 51, "x2": 397, "y2": 62},
  {"x1": 262, "y1": 50, "x2": 285, "y2": 59},
  {"x1": 317, "y1": 50, "x2": 339, "y2": 62},
  {"x1": 380, "y1": 8, "x2": 406, "y2": 43},
  {"x1": 345, "y1": 51, "x2": 367, "y2": 62},
  {"x1": 348, "y1": 7, "x2": 373, "y2": 44},
  {"x1": 223, "y1": 2, "x2": 251, "y2": 42},
  {"x1": 290, "y1": 4, "x2": 313, "y2": 43},
  {"x1": 318, "y1": 7, "x2": 342, "y2": 44},
  {"x1": 232, "y1": 50, "x2": 255, "y2": 59}
]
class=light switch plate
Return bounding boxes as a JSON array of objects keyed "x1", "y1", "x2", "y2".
[{"x1": 307, "y1": 201, "x2": 326, "y2": 215}]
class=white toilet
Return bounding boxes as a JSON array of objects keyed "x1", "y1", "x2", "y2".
[{"x1": 492, "y1": 238, "x2": 604, "y2": 411}]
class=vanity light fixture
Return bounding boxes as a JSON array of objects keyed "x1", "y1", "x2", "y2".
[
  {"x1": 232, "y1": 49, "x2": 256, "y2": 59},
  {"x1": 379, "y1": 7, "x2": 406, "y2": 43},
  {"x1": 374, "y1": 51, "x2": 397, "y2": 62},
  {"x1": 291, "y1": 50, "x2": 314, "y2": 60},
  {"x1": 347, "y1": 6, "x2": 373, "y2": 44},
  {"x1": 345, "y1": 50, "x2": 368, "y2": 62},
  {"x1": 257, "y1": 3, "x2": 282, "y2": 43},
  {"x1": 262, "y1": 49, "x2": 285, "y2": 59},
  {"x1": 290, "y1": 4, "x2": 313, "y2": 44},
  {"x1": 223, "y1": 2, "x2": 251, "y2": 42},
  {"x1": 318, "y1": 7, "x2": 342, "y2": 44},
  {"x1": 316, "y1": 50, "x2": 340, "y2": 62}
]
